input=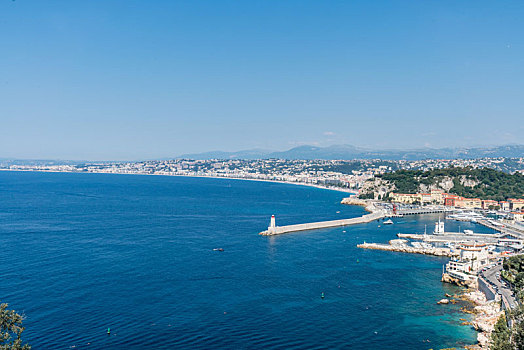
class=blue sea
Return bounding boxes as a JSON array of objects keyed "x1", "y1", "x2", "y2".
[{"x1": 0, "y1": 171, "x2": 487, "y2": 349}]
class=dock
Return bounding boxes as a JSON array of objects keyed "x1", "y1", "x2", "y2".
[
  {"x1": 397, "y1": 232, "x2": 503, "y2": 244},
  {"x1": 259, "y1": 210, "x2": 385, "y2": 235},
  {"x1": 476, "y1": 219, "x2": 524, "y2": 239}
]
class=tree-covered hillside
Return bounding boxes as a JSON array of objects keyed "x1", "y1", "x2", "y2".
[
  {"x1": 374, "y1": 167, "x2": 524, "y2": 201},
  {"x1": 491, "y1": 255, "x2": 524, "y2": 349}
]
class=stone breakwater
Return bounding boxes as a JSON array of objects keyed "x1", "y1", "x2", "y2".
[
  {"x1": 259, "y1": 211, "x2": 384, "y2": 235},
  {"x1": 259, "y1": 200, "x2": 384, "y2": 236},
  {"x1": 357, "y1": 242, "x2": 459, "y2": 257}
]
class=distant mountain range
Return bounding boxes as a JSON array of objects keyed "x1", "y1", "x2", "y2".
[{"x1": 178, "y1": 144, "x2": 524, "y2": 161}]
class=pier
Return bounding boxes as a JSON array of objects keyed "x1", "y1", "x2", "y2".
[
  {"x1": 476, "y1": 219, "x2": 524, "y2": 239},
  {"x1": 259, "y1": 210, "x2": 385, "y2": 235},
  {"x1": 397, "y1": 232, "x2": 504, "y2": 244}
]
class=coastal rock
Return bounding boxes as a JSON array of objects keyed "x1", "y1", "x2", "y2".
[
  {"x1": 461, "y1": 290, "x2": 504, "y2": 349},
  {"x1": 359, "y1": 178, "x2": 395, "y2": 200},
  {"x1": 437, "y1": 298, "x2": 449, "y2": 304},
  {"x1": 441, "y1": 273, "x2": 477, "y2": 288},
  {"x1": 460, "y1": 175, "x2": 480, "y2": 188},
  {"x1": 438, "y1": 177, "x2": 454, "y2": 192}
]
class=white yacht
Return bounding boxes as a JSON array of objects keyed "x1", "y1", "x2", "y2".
[{"x1": 447, "y1": 211, "x2": 484, "y2": 222}]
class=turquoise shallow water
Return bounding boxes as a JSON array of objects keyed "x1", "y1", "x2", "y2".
[{"x1": 0, "y1": 171, "x2": 481, "y2": 349}]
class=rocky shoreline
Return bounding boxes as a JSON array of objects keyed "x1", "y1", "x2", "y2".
[
  {"x1": 432, "y1": 289, "x2": 501, "y2": 349},
  {"x1": 461, "y1": 290, "x2": 503, "y2": 349}
]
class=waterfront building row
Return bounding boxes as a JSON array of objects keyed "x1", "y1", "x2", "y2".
[{"x1": 390, "y1": 190, "x2": 524, "y2": 212}]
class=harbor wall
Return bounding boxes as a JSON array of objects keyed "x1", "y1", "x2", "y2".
[
  {"x1": 478, "y1": 277, "x2": 497, "y2": 301},
  {"x1": 261, "y1": 212, "x2": 384, "y2": 235}
]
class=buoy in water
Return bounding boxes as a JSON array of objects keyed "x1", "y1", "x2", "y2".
[
  {"x1": 321, "y1": 292, "x2": 325, "y2": 299},
  {"x1": 107, "y1": 328, "x2": 111, "y2": 335}
]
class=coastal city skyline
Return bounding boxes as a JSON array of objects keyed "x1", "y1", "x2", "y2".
[{"x1": 2, "y1": 1, "x2": 524, "y2": 160}]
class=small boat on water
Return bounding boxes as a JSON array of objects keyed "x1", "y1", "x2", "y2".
[
  {"x1": 383, "y1": 219, "x2": 394, "y2": 225},
  {"x1": 213, "y1": 248, "x2": 224, "y2": 252}
]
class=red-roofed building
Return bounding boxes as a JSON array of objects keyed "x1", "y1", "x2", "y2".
[{"x1": 443, "y1": 195, "x2": 482, "y2": 209}]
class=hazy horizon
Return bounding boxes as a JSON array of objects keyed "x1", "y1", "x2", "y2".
[
  {"x1": 1, "y1": 142, "x2": 523, "y2": 162},
  {"x1": 1, "y1": 1, "x2": 523, "y2": 160}
]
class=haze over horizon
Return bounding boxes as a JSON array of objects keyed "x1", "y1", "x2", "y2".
[{"x1": 1, "y1": 1, "x2": 524, "y2": 160}]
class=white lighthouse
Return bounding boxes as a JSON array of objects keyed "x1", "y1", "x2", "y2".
[
  {"x1": 268, "y1": 215, "x2": 276, "y2": 234},
  {"x1": 434, "y1": 217, "x2": 445, "y2": 234}
]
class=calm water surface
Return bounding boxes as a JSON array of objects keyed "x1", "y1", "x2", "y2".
[{"x1": 0, "y1": 171, "x2": 483, "y2": 349}]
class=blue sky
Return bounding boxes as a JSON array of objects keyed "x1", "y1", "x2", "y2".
[{"x1": 1, "y1": 1, "x2": 523, "y2": 160}]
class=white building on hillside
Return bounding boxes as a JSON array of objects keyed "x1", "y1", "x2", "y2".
[{"x1": 444, "y1": 243, "x2": 489, "y2": 284}]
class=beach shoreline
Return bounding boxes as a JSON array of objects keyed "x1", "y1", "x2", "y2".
[{"x1": 0, "y1": 168, "x2": 355, "y2": 195}]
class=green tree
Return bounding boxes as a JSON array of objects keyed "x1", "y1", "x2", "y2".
[
  {"x1": 511, "y1": 305, "x2": 524, "y2": 350},
  {"x1": 491, "y1": 314, "x2": 512, "y2": 350},
  {"x1": 0, "y1": 303, "x2": 31, "y2": 350},
  {"x1": 516, "y1": 272, "x2": 524, "y2": 290}
]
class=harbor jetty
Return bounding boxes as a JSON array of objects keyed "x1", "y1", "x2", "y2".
[
  {"x1": 259, "y1": 202, "x2": 385, "y2": 236},
  {"x1": 259, "y1": 199, "x2": 447, "y2": 236},
  {"x1": 357, "y1": 242, "x2": 458, "y2": 257}
]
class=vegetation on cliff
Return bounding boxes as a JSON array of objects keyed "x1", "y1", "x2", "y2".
[
  {"x1": 491, "y1": 314, "x2": 512, "y2": 350},
  {"x1": 363, "y1": 167, "x2": 524, "y2": 201},
  {"x1": 490, "y1": 255, "x2": 524, "y2": 349},
  {"x1": 490, "y1": 305, "x2": 524, "y2": 350},
  {"x1": 0, "y1": 303, "x2": 31, "y2": 349},
  {"x1": 502, "y1": 255, "x2": 524, "y2": 293}
]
